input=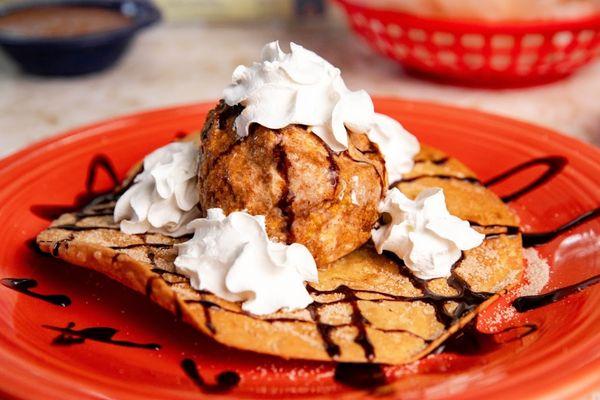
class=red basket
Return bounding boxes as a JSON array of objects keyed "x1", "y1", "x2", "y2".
[{"x1": 335, "y1": 0, "x2": 600, "y2": 87}]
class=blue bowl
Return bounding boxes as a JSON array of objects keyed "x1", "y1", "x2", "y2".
[{"x1": 0, "y1": 0, "x2": 161, "y2": 76}]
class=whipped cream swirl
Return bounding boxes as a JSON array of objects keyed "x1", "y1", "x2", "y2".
[
  {"x1": 114, "y1": 141, "x2": 201, "y2": 237},
  {"x1": 175, "y1": 208, "x2": 318, "y2": 315},
  {"x1": 371, "y1": 188, "x2": 484, "y2": 280},
  {"x1": 367, "y1": 114, "x2": 420, "y2": 185},
  {"x1": 223, "y1": 41, "x2": 419, "y2": 180}
]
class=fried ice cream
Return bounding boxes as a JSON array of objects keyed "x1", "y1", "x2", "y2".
[{"x1": 198, "y1": 102, "x2": 386, "y2": 265}]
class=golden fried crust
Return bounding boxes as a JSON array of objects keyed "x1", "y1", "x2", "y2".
[
  {"x1": 198, "y1": 102, "x2": 386, "y2": 265},
  {"x1": 36, "y1": 138, "x2": 523, "y2": 365}
]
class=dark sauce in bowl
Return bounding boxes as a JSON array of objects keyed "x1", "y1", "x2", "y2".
[
  {"x1": 0, "y1": 1, "x2": 160, "y2": 76},
  {"x1": 0, "y1": 6, "x2": 133, "y2": 38}
]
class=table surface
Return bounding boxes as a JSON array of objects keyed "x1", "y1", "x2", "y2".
[{"x1": 1, "y1": 22, "x2": 599, "y2": 158}]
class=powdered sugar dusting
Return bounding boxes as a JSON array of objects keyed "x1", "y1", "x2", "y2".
[
  {"x1": 486, "y1": 248, "x2": 550, "y2": 330},
  {"x1": 519, "y1": 248, "x2": 551, "y2": 297},
  {"x1": 487, "y1": 306, "x2": 517, "y2": 329}
]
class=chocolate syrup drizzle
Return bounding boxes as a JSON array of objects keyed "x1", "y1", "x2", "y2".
[
  {"x1": 26, "y1": 238, "x2": 50, "y2": 257},
  {"x1": 484, "y1": 156, "x2": 567, "y2": 202},
  {"x1": 166, "y1": 261, "x2": 497, "y2": 364},
  {"x1": 181, "y1": 358, "x2": 240, "y2": 394},
  {"x1": 521, "y1": 207, "x2": 600, "y2": 247},
  {"x1": 217, "y1": 104, "x2": 244, "y2": 131},
  {"x1": 333, "y1": 323, "x2": 539, "y2": 390},
  {"x1": 398, "y1": 174, "x2": 480, "y2": 185},
  {"x1": 414, "y1": 156, "x2": 449, "y2": 165},
  {"x1": 1, "y1": 278, "x2": 71, "y2": 307},
  {"x1": 306, "y1": 285, "x2": 375, "y2": 360},
  {"x1": 513, "y1": 274, "x2": 600, "y2": 312},
  {"x1": 431, "y1": 156, "x2": 450, "y2": 165},
  {"x1": 50, "y1": 224, "x2": 119, "y2": 232},
  {"x1": 476, "y1": 158, "x2": 600, "y2": 320},
  {"x1": 325, "y1": 146, "x2": 340, "y2": 188},
  {"x1": 334, "y1": 363, "x2": 386, "y2": 389},
  {"x1": 296, "y1": 253, "x2": 495, "y2": 362},
  {"x1": 43, "y1": 322, "x2": 160, "y2": 350},
  {"x1": 435, "y1": 321, "x2": 538, "y2": 355},
  {"x1": 30, "y1": 154, "x2": 121, "y2": 221},
  {"x1": 274, "y1": 135, "x2": 296, "y2": 244},
  {"x1": 146, "y1": 267, "x2": 188, "y2": 321}
]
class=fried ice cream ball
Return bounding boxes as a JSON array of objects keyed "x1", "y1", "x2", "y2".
[{"x1": 198, "y1": 101, "x2": 386, "y2": 265}]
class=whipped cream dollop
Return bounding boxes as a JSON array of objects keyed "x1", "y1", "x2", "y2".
[
  {"x1": 174, "y1": 208, "x2": 318, "y2": 315},
  {"x1": 223, "y1": 41, "x2": 419, "y2": 180},
  {"x1": 367, "y1": 114, "x2": 420, "y2": 185},
  {"x1": 371, "y1": 188, "x2": 484, "y2": 280},
  {"x1": 114, "y1": 141, "x2": 201, "y2": 237}
]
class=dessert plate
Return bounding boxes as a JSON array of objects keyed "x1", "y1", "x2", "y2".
[{"x1": 0, "y1": 99, "x2": 598, "y2": 400}]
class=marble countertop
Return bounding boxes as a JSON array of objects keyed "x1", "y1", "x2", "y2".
[{"x1": 1, "y1": 22, "x2": 599, "y2": 157}]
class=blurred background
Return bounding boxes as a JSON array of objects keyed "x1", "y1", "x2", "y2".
[{"x1": 0, "y1": 0, "x2": 598, "y2": 157}]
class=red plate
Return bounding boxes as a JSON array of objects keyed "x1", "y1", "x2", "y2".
[{"x1": 0, "y1": 99, "x2": 598, "y2": 399}]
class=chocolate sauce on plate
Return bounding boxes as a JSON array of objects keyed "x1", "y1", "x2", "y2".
[
  {"x1": 30, "y1": 154, "x2": 120, "y2": 221},
  {"x1": 334, "y1": 363, "x2": 386, "y2": 389},
  {"x1": 181, "y1": 358, "x2": 240, "y2": 394},
  {"x1": 435, "y1": 322, "x2": 538, "y2": 355},
  {"x1": 43, "y1": 322, "x2": 160, "y2": 350},
  {"x1": 333, "y1": 323, "x2": 538, "y2": 390},
  {"x1": 1, "y1": 278, "x2": 71, "y2": 307},
  {"x1": 484, "y1": 156, "x2": 567, "y2": 202},
  {"x1": 513, "y1": 274, "x2": 600, "y2": 312},
  {"x1": 522, "y1": 207, "x2": 600, "y2": 247},
  {"x1": 26, "y1": 238, "x2": 49, "y2": 256}
]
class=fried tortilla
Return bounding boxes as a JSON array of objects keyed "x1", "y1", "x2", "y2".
[{"x1": 36, "y1": 143, "x2": 522, "y2": 364}]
